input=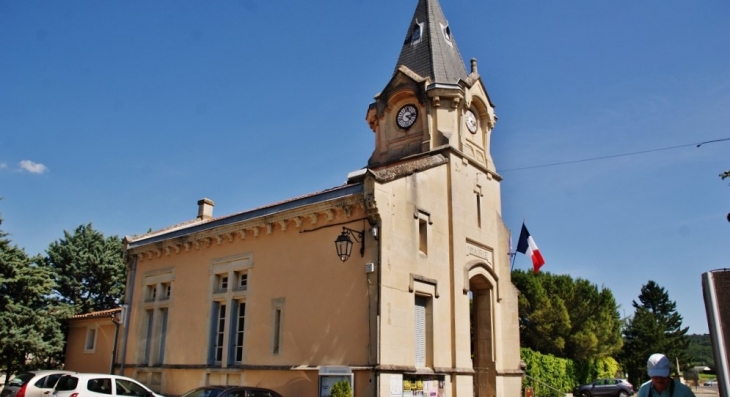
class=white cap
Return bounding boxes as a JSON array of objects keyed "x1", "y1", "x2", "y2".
[{"x1": 647, "y1": 353, "x2": 671, "y2": 377}]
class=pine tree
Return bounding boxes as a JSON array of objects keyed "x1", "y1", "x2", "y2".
[
  {"x1": 0, "y1": 214, "x2": 69, "y2": 380},
  {"x1": 621, "y1": 281, "x2": 690, "y2": 387},
  {"x1": 45, "y1": 223, "x2": 126, "y2": 314}
]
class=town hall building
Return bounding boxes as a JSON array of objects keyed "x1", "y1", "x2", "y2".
[{"x1": 105, "y1": 0, "x2": 523, "y2": 396}]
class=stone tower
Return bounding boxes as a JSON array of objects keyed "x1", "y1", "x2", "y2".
[{"x1": 357, "y1": 0, "x2": 524, "y2": 395}]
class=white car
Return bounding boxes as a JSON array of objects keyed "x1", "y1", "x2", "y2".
[
  {"x1": 1, "y1": 370, "x2": 76, "y2": 397},
  {"x1": 52, "y1": 374, "x2": 164, "y2": 397},
  {"x1": 704, "y1": 379, "x2": 717, "y2": 386}
]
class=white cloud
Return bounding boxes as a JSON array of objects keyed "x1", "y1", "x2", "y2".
[
  {"x1": 19, "y1": 160, "x2": 49, "y2": 174},
  {"x1": 0, "y1": 163, "x2": 6, "y2": 169}
]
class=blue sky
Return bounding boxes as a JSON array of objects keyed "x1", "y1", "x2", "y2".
[{"x1": 1, "y1": 1, "x2": 728, "y2": 335}]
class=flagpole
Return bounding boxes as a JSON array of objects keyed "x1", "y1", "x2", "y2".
[
  {"x1": 509, "y1": 228, "x2": 516, "y2": 271},
  {"x1": 510, "y1": 218, "x2": 526, "y2": 272}
]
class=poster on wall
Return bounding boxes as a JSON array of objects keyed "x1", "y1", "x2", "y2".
[
  {"x1": 402, "y1": 378, "x2": 424, "y2": 396},
  {"x1": 423, "y1": 379, "x2": 439, "y2": 397},
  {"x1": 390, "y1": 375, "x2": 403, "y2": 396},
  {"x1": 401, "y1": 375, "x2": 443, "y2": 397}
]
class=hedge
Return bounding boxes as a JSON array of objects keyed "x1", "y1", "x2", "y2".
[{"x1": 521, "y1": 348, "x2": 620, "y2": 397}]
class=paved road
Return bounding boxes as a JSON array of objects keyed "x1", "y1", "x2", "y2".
[{"x1": 566, "y1": 386, "x2": 719, "y2": 396}]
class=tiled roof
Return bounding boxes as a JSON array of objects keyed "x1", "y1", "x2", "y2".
[
  {"x1": 71, "y1": 308, "x2": 122, "y2": 319},
  {"x1": 394, "y1": 0, "x2": 468, "y2": 84}
]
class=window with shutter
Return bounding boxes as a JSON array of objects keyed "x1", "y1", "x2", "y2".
[{"x1": 415, "y1": 296, "x2": 427, "y2": 367}]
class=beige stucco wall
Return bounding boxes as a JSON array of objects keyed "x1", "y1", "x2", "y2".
[
  {"x1": 65, "y1": 316, "x2": 118, "y2": 373},
  {"x1": 120, "y1": 200, "x2": 378, "y2": 397}
]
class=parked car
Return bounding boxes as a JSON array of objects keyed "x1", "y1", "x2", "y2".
[
  {"x1": 573, "y1": 378, "x2": 634, "y2": 397},
  {"x1": 180, "y1": 385, "x2": 282, "y2": 397},
  {"x1": 704, "y1": 378, "x2": 717, "y2": 386},
  {"x1": 51, "y1": 374, "x2": 164, "y2": 397},
  {"x1": 1, "y1": 371, "x2": 76, "y2": 397}
]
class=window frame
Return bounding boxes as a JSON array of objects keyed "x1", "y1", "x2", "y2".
[
  {"x1": 208, "y1": 253, "x2": 253, "y2": 366},
  {"x1": 84, "y1": 326, "x2": 97, "y2": 353}
]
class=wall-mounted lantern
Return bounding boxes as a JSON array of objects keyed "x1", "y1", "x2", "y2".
[{"x1": 334, "y1": 227, "x2": 364, "y2": 262}]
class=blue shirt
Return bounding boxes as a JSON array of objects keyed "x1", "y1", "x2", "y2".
[{"x1": 637, "y1": 379, "x2": 696, "y2": 397}]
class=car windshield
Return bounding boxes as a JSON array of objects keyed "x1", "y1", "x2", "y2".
[
  {"x1": 181, "y1": 389, "x2": 226, "y2": 397},
  {"x1": 9, "y1": 374, "x2": 35, "y2": 387}
]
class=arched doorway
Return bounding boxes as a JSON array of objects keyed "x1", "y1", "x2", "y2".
[{"x1": 470, "y1": 274, "x2": 496, "y2": 397}]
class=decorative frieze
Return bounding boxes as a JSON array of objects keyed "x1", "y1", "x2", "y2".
[{"x1": 130, "y1": 194, "x2": 369, "y2": 260}]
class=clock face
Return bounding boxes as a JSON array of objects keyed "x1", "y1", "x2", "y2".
[
  {"x1": 396, "y1": 104, "x2": 418, "y2": 129},
  {"x1": 465, "y1": 110, "x2": 478, "y2": 133}
]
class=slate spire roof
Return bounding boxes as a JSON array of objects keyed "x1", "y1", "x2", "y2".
[{"x1": 394, "y1": 0, "x2": 469, "y2": 85}]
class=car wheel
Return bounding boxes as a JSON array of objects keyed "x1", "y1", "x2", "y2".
[
  {"x1": 618, "y1": 391, "x2": 628, "y2": 397},
  {"x1": 580, "y1": 392, "x2": 590, "y2": 397}
]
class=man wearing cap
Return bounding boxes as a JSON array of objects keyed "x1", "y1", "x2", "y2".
[{"x1": 638, "y1": 353, "x2": 696, "y2": 397}]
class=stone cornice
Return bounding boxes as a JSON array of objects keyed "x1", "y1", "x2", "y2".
[
  {"x1": 131, "y1": 193, "x2": 365, "y2": 261},
  {"x1": 369, "y1": 154, "x2": 448, "y2": 183},
  {"x1": 368, "y1": 148, "x2": 501, "y2": 184}
]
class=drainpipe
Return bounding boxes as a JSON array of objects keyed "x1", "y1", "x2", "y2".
[
  {"x1": 110, "y1": 310, "x2": 122, "y2": 374},
  {"x1": 119, "y1": 254, "x2": 137, "y2": 375},
  {"x1": 375, "y1": 221, "x2": 382, "y2": 397}
]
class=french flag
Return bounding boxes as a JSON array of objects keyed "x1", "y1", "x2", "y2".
[{"x1": 516, "y1": 223, "x2": 545, "y2": 273}]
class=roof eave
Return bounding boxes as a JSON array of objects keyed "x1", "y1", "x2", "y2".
[{"x1": 126, "y1": 183, "x2": 365, "y2": 250}]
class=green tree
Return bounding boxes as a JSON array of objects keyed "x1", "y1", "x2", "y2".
[
  {"x1": 512, "y1": 270, "x2": 570, "y2": 356},
  {"x1": 512, "y1": 270, "x2": 623, "y2": 362},
  {"x1": 559, "y1": 277, "x2": 623, "y2": 361},
  {"x1": 620, "y1": 281, "x2": 690, "y2": 387},
  {"x1": 687, "y1": 334, "x2": 714, "y2": 368},
  {"x1": 0, "y1": 215, "x2": 69, "y2": 382},
  {"x1": 45, "y1": 223, "x2": 125, "y2": 314}
]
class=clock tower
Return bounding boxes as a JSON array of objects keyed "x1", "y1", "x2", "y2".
[
  {"x1": 365, "y1": 0, "x2": 497, "y2": 172},
  {"x1": 359, "y1": 0, "x2": 523, "y2": 396}
]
